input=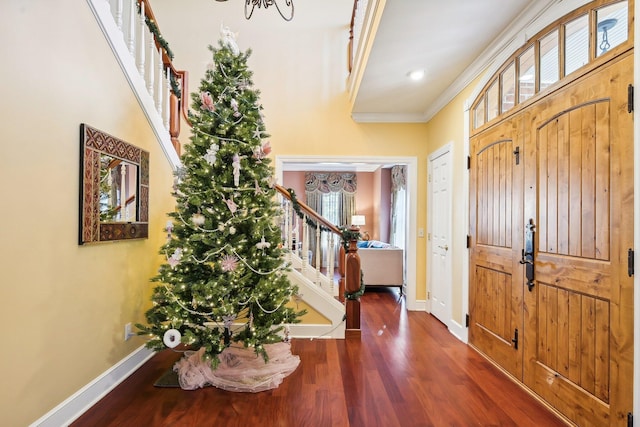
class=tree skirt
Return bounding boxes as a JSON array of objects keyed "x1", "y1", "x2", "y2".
[{"x1": 173, "y1": 342, "x2": 300, "y2": 392}]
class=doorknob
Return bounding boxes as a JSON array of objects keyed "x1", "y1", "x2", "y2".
[{"x1": 438, "y1": 245, "x2": 448, "y2": 251}]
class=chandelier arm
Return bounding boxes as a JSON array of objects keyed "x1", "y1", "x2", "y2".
[
  {"x1": 274, "y1": 0, "x2": 294, "y2": 21},
  {"x1": 242, "y1": 0, "x2": 294, "y2": 21}
]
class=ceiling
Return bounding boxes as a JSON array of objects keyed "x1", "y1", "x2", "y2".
[
  {"x1": 152, "y1": 0, "x2": 561, "y2": 170},
  {"x1": 351, "y1": 0, "x2": 548, "y2": 123}
]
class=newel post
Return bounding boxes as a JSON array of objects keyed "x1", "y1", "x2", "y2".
[{"x1": 345, "y1": 228, "x2": 361, "y2": 339}]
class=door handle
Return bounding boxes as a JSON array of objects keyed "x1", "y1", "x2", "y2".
[
  {"x1": 438, "y1": 245, "x2": 449, "y2": 251},
  {"x1": 519, "y1": 219, "x2": 535, "y2": 291}
]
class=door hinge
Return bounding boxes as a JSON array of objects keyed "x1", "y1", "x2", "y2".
[
  {"x1": 628, "y1": 84, "x2": 634, "y2": 113},
  {"x1": 628, "y1": 412, "x2": 633, "y2": 427},
  {"x1": 465, "y1": 313, "x2": 470, "y2": 328},
  {"x1": 466, "y1": 155, "x2": 471, "y2": 170},
  {"x1": 466, "y1": 235, "x2": 471, "y2": 248},
  {"x1": 513, "y1": 146, "x2": 520, "y2": 165},
  {"x1": 628, "y1": 248, "x2": 634, "y2": 277},
  {"x1": 511, "y1": 328, "x2": 519, "y2": 350}
]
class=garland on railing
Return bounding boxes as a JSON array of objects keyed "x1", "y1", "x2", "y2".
[
  {"x1": 170, "y1": 73, "x2": 181, "y2": 99},
  {"x1": 339, "y1": 227, "x2": 361, "y2": 251},
  {"x1": 144, "y1": 17, "x2": 174, "y2": 60},
  {"x1": 134, "y1": 2, "x2": 182, "y2": 100},
  {"x1": 345, "y1": 271, "x2": 366, "y2": 300},
  {"x1": 286, "y1": 188, "x2": 333, "y2": 233},
  {"x1": 135, "y1": 1, "x2": 175, "y2": 60}
]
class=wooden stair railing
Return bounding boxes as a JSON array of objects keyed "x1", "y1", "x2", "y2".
[
  {"x1": 137, "y1": 0, "x2": 190, "y2": 155},
  {"x1": 95, "y1": 0, "x2": 189, "y2": 161},
  {"x1": 275, "y1": 185, "x2": 361, "y2": 338}
]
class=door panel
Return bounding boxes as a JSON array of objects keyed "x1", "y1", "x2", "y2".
[
  {"x1": 522, "y1": 52, "x2": 633, "y2": 427},
  {"x1": 430, "y1": 149, "x2": 451, "y2": 324},
  {"x1": 469, "y1": 118, "x2": 523, "y2": 379}
]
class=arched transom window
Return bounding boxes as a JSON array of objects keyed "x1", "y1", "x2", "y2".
[{"x1": 472, "y1": 0, "x2": 630, "y2": 131}]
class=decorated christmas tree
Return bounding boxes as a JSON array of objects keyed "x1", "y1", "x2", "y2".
[{"x1": 138, "y1": 28, "x2": 303, "y2": 367}]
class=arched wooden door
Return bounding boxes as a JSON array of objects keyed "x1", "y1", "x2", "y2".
[
  {"x1": 469, "y1": 116, "x2": 524, "y2": 380},
  {"x1": 470, "y1": 52, "x2": 633, "y2": 426}
]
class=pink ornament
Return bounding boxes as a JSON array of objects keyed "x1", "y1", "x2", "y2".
[
  {"x1": 252, "y1": 141, "x2": 271, "y2": 162},
  {"x1": 200, "y1": 91, "x2": 215, "y2": 112},
  {"x1": 225, "y1": 198, "x2": 238, "y2": 214},
  {"x1": 221, "y1": 255, "x2": 239, "y2": 272}
]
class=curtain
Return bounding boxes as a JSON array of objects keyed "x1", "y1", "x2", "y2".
[
  {"x1": 390, "y1": 165, "x2": 407, "y2": 249},
  {"x1": 305, "y1": 172, "x2": 357, "y2": 267}
]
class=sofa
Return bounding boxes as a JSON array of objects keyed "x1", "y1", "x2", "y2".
[{"x1": 356, "y1": 241, "x2": 404, "y2": 292}]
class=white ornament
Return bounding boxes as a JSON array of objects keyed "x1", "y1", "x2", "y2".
[
  {"x1": 256, "y1": 236, "x2": 271, "y2": 250},
  {"x1": 168, "y1": 248, "x2": 183, "y2": 268},
  {"x1": 163, "y1": 329, "x2": 182, "y2": 348},
  {"x1": 232, "y1": 154, "x2": 241, "y2": 186},
  {"x1": 204, "y1": 143, "x2": 219, "y2": 165},
  {"x1": 220, "y1": 24, "x2": 239, "y2": 55},
  {"x1": 192, "y1": 213, "x2": 206, "y2": 226},
  {"x1": 229, "y1": 226, "x2": 236, "y2": 235}
]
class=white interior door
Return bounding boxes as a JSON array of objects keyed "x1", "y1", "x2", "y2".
[{"x1": 428, "y1": 145, "x2": 452, "y2": 325}]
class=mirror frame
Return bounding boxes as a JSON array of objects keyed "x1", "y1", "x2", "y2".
[{"x1": 79, "y1": 124, "x2": 149, "y2": 244}]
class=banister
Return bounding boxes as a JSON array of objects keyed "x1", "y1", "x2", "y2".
[
  {"x1": 275, "y1": 184, "x2": 361, "y2": 337},
  {"x1": 275, "y1": 185, "x2": 341, "y2": 236},
  {"x1": 137, "y1": 0, "x2": 190, "y2": 155}
]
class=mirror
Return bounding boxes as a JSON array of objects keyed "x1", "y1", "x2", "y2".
[{"x1": 79, "y1": 124, "x2": 149, "y2": 244}]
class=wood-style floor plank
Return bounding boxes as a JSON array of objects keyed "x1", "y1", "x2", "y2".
[{"x1": 71, "y1": 288, "x2": 568, "y2": 427}]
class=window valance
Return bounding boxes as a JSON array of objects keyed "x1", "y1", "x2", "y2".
[{"x1": 305, "y1": 172, "x2": 357, "y2": 194}]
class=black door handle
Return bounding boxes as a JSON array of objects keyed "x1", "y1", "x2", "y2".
[{"x1": 520, "y1": 219, "x2": 535, "y2": 291}]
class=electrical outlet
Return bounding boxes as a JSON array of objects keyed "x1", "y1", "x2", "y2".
[{"x1": 124, "y1": 323, "x2": 133, "y2": 341}]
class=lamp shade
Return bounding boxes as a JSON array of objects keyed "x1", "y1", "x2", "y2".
[{"x1": 351, "y1": 215, "x2": 366, "y2": 226}]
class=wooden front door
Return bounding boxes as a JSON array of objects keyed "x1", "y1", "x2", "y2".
[
  {"x1": 470, "y1": 51, "x2": 633, "y2": 426},
  {"x1": 521, "y1": 52, "x2": 634, "y2": 427},
  {"x1": 469, "y1": 115, "x2": 524, "y2": 379}
]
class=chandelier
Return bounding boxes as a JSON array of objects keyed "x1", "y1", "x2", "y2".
[{"x1": 216, "y1": 0, "x2": 294, "y2": 21}]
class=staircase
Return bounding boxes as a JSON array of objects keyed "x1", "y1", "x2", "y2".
[{"x1": 87, "y1": 0, "x2": 362, "y2": 339}]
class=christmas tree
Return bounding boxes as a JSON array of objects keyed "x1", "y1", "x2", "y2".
[{"x1": 138, "y1": 28, "x2": 304, "y2": 366}]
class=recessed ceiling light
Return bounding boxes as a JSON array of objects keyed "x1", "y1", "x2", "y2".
[{"x1": 408, "y1": 69, "x2": 425, "y2": 81}]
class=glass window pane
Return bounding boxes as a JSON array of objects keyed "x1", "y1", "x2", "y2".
[
  {"x1": 501, "y1": 62, "x2": 516, "y2": 113},
  {"x1": 565, "y1": 14, "x2": 589, "y2": 75},
  {"x1": 487, "y1": 80, "x2": 499, "y2": 122},
  {"x1": 474, "y1": 100, "x2": 485, "y2": 128},
  {"x1": 596, "y1": 1, "x2": 628, "y2": 57},
  {"x1": 518, "y1": 46, "x2": 535, "y2": 103},
  {"x1": 539, "y1": 30, "x2": 559, "y2": 91}
]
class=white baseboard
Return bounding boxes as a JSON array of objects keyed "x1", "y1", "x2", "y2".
[
  {"x1": 449, "y1": 319, "x2": 468, "y2": 344},
  {"x1": 289, "y1": 322, "x2": 345, "y2": 339},
  {"x1": 30, "y1": 345, "x2": 155, "y2": 427}
]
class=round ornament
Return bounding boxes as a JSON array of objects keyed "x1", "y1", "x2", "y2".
[{"x1": 163, "y1": 329, "x2": 182, "y2": 348}]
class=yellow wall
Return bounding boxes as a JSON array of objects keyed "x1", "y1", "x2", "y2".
[
  {"x1": 0, "y1": 1, "x2": 176, "y2": 426},
  {"x1": 424, "y1": 80, "x2": 480, "y2": 325}
]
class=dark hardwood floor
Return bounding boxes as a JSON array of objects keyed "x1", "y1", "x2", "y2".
[{"x1": 72, "y1": 288, "x2": 568, "y2": 427}]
